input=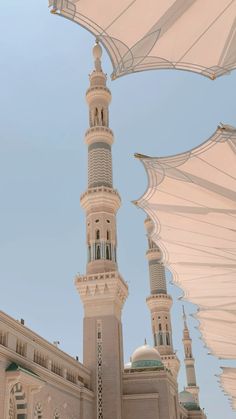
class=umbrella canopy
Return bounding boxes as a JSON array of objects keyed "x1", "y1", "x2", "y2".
[
  {"x1": 219, "y1": 368, "x2": 236, "y2": 410},
  {"x1": 135, "y1": 124, "x2": 236, "y2": 405},
  {"x1": 50, "y1": 0, "x2": 236, "y2": 79}
]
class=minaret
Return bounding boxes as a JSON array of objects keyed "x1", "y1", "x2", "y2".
[
  {"x1": 145, "y1": 217, "x2": 180, "y2": 378},
  {"x1": 182, "y1": 306, "x2": 200, "y2": 405},
  {"x1": 75, "y1": 43, "x2": 128, "y2": 419}
]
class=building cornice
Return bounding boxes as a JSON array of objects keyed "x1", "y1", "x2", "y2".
[{"x1": 0, "y1": 311, "x2": 90, "y2": 381}]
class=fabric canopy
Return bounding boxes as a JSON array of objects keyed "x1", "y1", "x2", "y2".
[
  {"x1": 219, "y1": 368, "x2": 236, "y2": 410},
  {"x1": 135, "y1": 124, "x2": 236, "y2": 406},
  {"x1": 49, "y1": 0, "x2": 236, "y2": 79}
]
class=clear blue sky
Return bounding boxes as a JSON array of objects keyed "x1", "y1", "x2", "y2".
[{"x1": 1, "y1": 1, "x2": 236, "y2": 417}]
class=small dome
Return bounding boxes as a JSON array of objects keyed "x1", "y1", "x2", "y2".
[
  {"x1": 93, "y1": 42, "x2": 102, "y2": 60},
  {"x1": 131, "y1": 343, "x2": 163, "y2": 369}
]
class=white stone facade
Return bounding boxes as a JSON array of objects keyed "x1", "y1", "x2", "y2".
[{"x1": 0, "y1": 310, "x2": 93, "y2": 419}]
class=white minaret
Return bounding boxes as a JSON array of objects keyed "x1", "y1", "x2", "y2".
[
  {"x1": 182, "y1": 306, "x2": 200, "y2": 405},
  {"x1": 145, "y1": 217, "x2": 180, "y2": 378},
  {"x1": 75, "y1": 43, "x2": 128, "y2": 419}
]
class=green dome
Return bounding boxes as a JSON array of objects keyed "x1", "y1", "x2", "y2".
[
  {"x1": 131, "y1": 343, "x2": 163, "y2": 369},
  {"x1": 179, "y1": 391, "x2": 200, "y2": 411}
]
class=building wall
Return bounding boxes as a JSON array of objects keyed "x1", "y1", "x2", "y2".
[
  {"x1": 0, "y1": 311, "x2": 94, "y2": 419},
  {"x1": 122, "y1": 370, "x2": 180, "y2": 419}
]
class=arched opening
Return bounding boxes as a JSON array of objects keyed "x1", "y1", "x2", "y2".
[
  {"x1": 96, "y1": 229, "x2": 100, "y2": 240},
  {"x1": 106, "y1": 245, "x2": 110, "y2": 260},
  {"x1": 166, "y1": 325, "x2": 170, "y2": 346},
  {"x1": 94, "y1": 107, "x2": 99, "y2": 125},
  {"x1": 101, "y1": 108, "x2": 104, "y2": 125},
  {"x1": 158, "y1": 324, "x2": 163, "y2": 345},
  {"x1": 106, "y1": 230, "x2": 110, "y2": 240},
  {"x1": 54, "y1": 410, "x2": 60, "y2": 419},
  {"x1": 9, "y1": 382, "x2": 27, "y2": 419},
  {"x1": 96, "y1": 245, "x2": 101, "y2": 260},
  {"x1": 34, "y1": 402, "x2": 43, "y2": 419},
  {"x1": 88, "y1": 245, "x2": 91, "y2": 262}
]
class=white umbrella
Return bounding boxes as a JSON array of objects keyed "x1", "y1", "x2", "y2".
[
  {"x1": 49, "y1": 0, "x2": 236, "y2": 79},
  {"x1": 135, "y1": 124, "x2": 236, "y2": 405},
  {"x1": 219, "y1": 368, "x2": 236, "y2": 410}
]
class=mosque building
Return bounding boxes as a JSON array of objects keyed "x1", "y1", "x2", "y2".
[{"x1": 0, "y1": 44, "x2": 206, "y2": 419}]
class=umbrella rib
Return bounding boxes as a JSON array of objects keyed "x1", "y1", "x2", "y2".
[
  {"x1": 195, "y1": 154, "x2": 236, "y2": 182},
  {"x1": 101, "y1": 0, "x2": 137, "y2": 35},
  {"x1": 159, "y1": 222, "x2": 236, "y2": 244},
  {"x1": 161, "y1": 236, "x2": 236, "y2": 261},
  {"x1": 177, "y1": 0, "x2": 236, "y2": 63},
  {"x1": 155, "y1": 188, "x2": 236, "y2": 221},
  {"x1": 159, "y1": 210, "x2": 236, "y2": 233}
]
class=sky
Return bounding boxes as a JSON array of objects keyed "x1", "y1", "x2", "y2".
[{"x1": 1, "y1": 1, "x2": 236, "y2": 418}]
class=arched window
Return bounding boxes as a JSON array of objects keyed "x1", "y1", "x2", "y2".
[
  {"x1": 158, "y1": 324, "x2": 163, "y2": 345},
  {"x1": 96, "y1": 245, "x2": 101, "y2": 260},
  {"x1": 34, "y1": 402, "x2": 43, "y2": 418},
  {"x1": 101, "y1": 108, "x2": 104, "y2": 125},
  {"x1": 166, "y1": 324, "x2": 170, "y2": 345},
  {"x1": 106, "y1": 245, "x2": 110, "y2": 260},
  {"x1": 94, "y1": 107, "x2": 99, "y2": 125},
  {"x1": 106, "y1": 230, "x2": 110, "y2": 240},
  {"x1": 9, "y1": 382, "x2": 27, "y2": 419},
  {"x1": 96, "y1": 230, "x2": 100, "y2": 240},
  {"x1": 54, "y1": 410, "x2": 60, "y2": 419},
  {"x1": 88, "y1": 245, "x2": 91, "y2": 262}
]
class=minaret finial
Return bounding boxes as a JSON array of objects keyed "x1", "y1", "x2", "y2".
[
  {"x1": 182, "y1": 305, "x2": 188, "y2": 329},
  {"x1": 92, "y1": 40, "x2": 103, "y2": 72}
]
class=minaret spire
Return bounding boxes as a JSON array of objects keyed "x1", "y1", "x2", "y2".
[
  {"x1": 93, "y1": 40, "x2": 102, "y2": 72},
  {"x1": 145, "y1": 217, "x2": 180, "y2": 378},
  {"x1": 182, "y1": 305, "x2": 187, "y2": 329},
  {"x1": 75, "y1": 44, "x2": 128, "y2": 419},
  {"x1": 182, "y1": 305, "x2": 200, "y2": 405}
]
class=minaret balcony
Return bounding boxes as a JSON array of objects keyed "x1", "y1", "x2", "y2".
[
  {"x1": 146, "y1": 248, "x2": 163, "y2": 261},
  {"x1": 80, "y1": 186, "x2": 121, "y2": 212},
  {"x1": 85, "y1": 126, "x2": 114, "y2": 146},
  {"x1": 146, "y1": 294, "x2": 173, "y2": 311},
  {"x1": 75, "y1": 271, "x2": 128, "y2": 318},
  {"x1": 86, "y1": 86, "x2": 111, "y2": 104}
]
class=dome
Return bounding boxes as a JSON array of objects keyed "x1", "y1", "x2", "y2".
[{"x1": 131, "y1": 343, "x2": 163, "y2": 369}]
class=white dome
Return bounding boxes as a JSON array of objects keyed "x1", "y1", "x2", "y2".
[
  {"x1": 130, "y1": 343, "x2": 163, "y2": 369},
  {"x1": 132, "y1": 344, "x2": 161, "y2": 363},
  {"x1": 179, "y1": 391, "x2": 195, "y2": 404}
]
